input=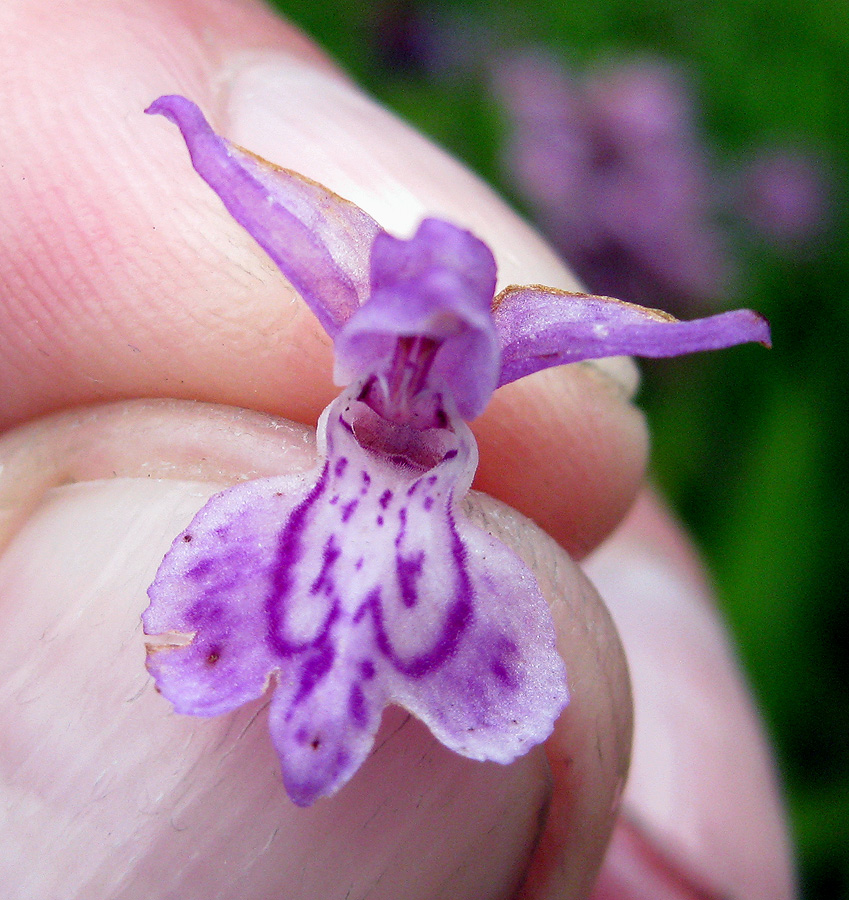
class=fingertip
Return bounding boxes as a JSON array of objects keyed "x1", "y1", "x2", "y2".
[
  {"x1": 584, "y1": 490, "x2": 796, "y2": 900},
  {"x1": 464, "y1": 493, "x2": 633, "y2": 898}
]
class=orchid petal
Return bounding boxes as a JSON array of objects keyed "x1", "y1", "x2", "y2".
[
  {"x1": 146, "y1": 96, "x2": 381, "y2": 335},
  {"x1": 492, "y1": 284, "x2": 772, "y2": 386},
  {"x1": 143, "y1": 474, "x2": 315, "y2": 717},
  {"x1": 334, "y1": 219, "x2": 501, "y2": 418},
  {"x1": 144, "y1": 383, "x2": 568, "y2": 805}
]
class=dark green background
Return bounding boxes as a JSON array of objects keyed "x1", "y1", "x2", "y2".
[{"x1": 266, "y1": 1, "x2": 848, "y2": 896}]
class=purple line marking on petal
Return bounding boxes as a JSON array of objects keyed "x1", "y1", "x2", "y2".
[
  {"x1": 368, "y1": 587, "x2": 473, "y2": 678},
  {"x1": 309, "y1": 535, "x2": 342, "y2": 596},
  {"x1": 358, "y1": 504, "x2": 475, "y2": 678},
  {"x1": 348, "y1": 683, "x2": 368, "y2": 728},
  {"x1": 291, "y1": 643, "x2": 336, "y2": 709},
  {"x1": 266, "y1": 463, "x2": 337, "y2": 656},
  {"x1": 394, "y1": 506, "x2": 408, "y2": 549}
]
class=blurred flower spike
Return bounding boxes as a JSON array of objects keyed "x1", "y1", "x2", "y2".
[
  {"x1": 492, "y1": 55, "x2": 733, "y2": 314},
  {"x1": 740, "y1": 148, "x2": 833, "y2": 249},
  {"x1": 143, "y1": 95, "x2": 770, "y2": 807}
]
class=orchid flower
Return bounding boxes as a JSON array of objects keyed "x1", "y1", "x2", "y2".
[{"x1": 142, "y1": 95, "x2": 770, "y2": 807}]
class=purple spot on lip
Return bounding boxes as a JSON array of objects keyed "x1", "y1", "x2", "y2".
[
  {"x1": 353, "y1": 601, "x2": 368, "y2": 626},
  {"x1": 361, "y1": 471, "x2": 371, "y2": 494},
  {"x1": 334, "y1": 457, "x2": 348, "y2": 477},
  {"x1": 490, "y1": 637, "x2": 520, "y2": 688},
  {"x1": 379, "y1": 489, "x2": 393, "y2": 509},
  {"x1": 186, "y1": 558, "x2": 214, "y2": 581},
  {"x1": 376, "y1": 515, "x2": 384, "y2": 527},
  {"x1": 397, "y1": 550, "x2": 425, "y2": 608},
  {"x1": 443, "y1": 449, "x2": 458, "y2": 461},
  {"x1": 341, "y1": 499, "x2": 358, "y2": 523},
  {"x1": 423, "y1": 496, "x2": 434, "y2": 511},
  {"x1": 490, "y1": 659, "x2": 515, "y2": 687},
  {"x1": 360, "y1": 659, "x2": 376, "y2": 680},
  {"x1": 186, "y1": 598, "x2": 223, "y2": 626},
  {"x1": 426, "y1": 475, "x2": 438, "y2": 486}
]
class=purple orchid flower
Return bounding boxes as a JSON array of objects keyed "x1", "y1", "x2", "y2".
[{"x1": 143, "y1": 95, "x2": 770, "y2": 807}]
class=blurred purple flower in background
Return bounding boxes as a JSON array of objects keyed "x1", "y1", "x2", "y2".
[
  {"x1": 372, "y1": 0, "x2": 484, "y2": 78},
  {"x1": 492, "y1": 52, "x2": 834, "y2": 312},
  {"x1": 738, "y1": 147, "x2": 832, "y2": 250},
  {"x1": 373, "y1": 0, "x2": 439, "y2": 74},
  {"x1": 492, "y1": 54, "x2": 734, "y2": 314}
]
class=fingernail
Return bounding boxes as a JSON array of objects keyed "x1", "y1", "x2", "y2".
[{"x1": 222, "y1": 54, "x2": 639, "y2": 399}]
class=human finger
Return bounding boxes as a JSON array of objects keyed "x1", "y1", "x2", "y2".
[{"x1": 584, "y1": 490, "x2": 795, "y2": 900}]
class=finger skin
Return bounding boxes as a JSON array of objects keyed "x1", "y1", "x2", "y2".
[
  {"x1": 0, "y1": 401, "x2": 629, "y2": 900},
  {"x1": 0, "y1": 0, "x2": 637, "y2": 896},
  {"x1": 585, "y1": 491, "x2": 796, "y2": 900}
]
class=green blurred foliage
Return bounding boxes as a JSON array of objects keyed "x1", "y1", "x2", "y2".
[{"x1": 267, "y1": 1, "x2": 847, "y2": 895}]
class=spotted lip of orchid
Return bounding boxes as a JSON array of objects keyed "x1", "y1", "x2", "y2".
[{"x1": 142, "y1": 95, "x2": 770, "y2": 807}]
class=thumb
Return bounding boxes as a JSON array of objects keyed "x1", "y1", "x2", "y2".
[{"x1": 0, "y1": 399, "x2": 630, "y2": 899}]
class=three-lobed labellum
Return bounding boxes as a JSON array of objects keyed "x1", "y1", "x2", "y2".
[{"x1": 144, "y1": 381, "x2": 569, "y2": 806}]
